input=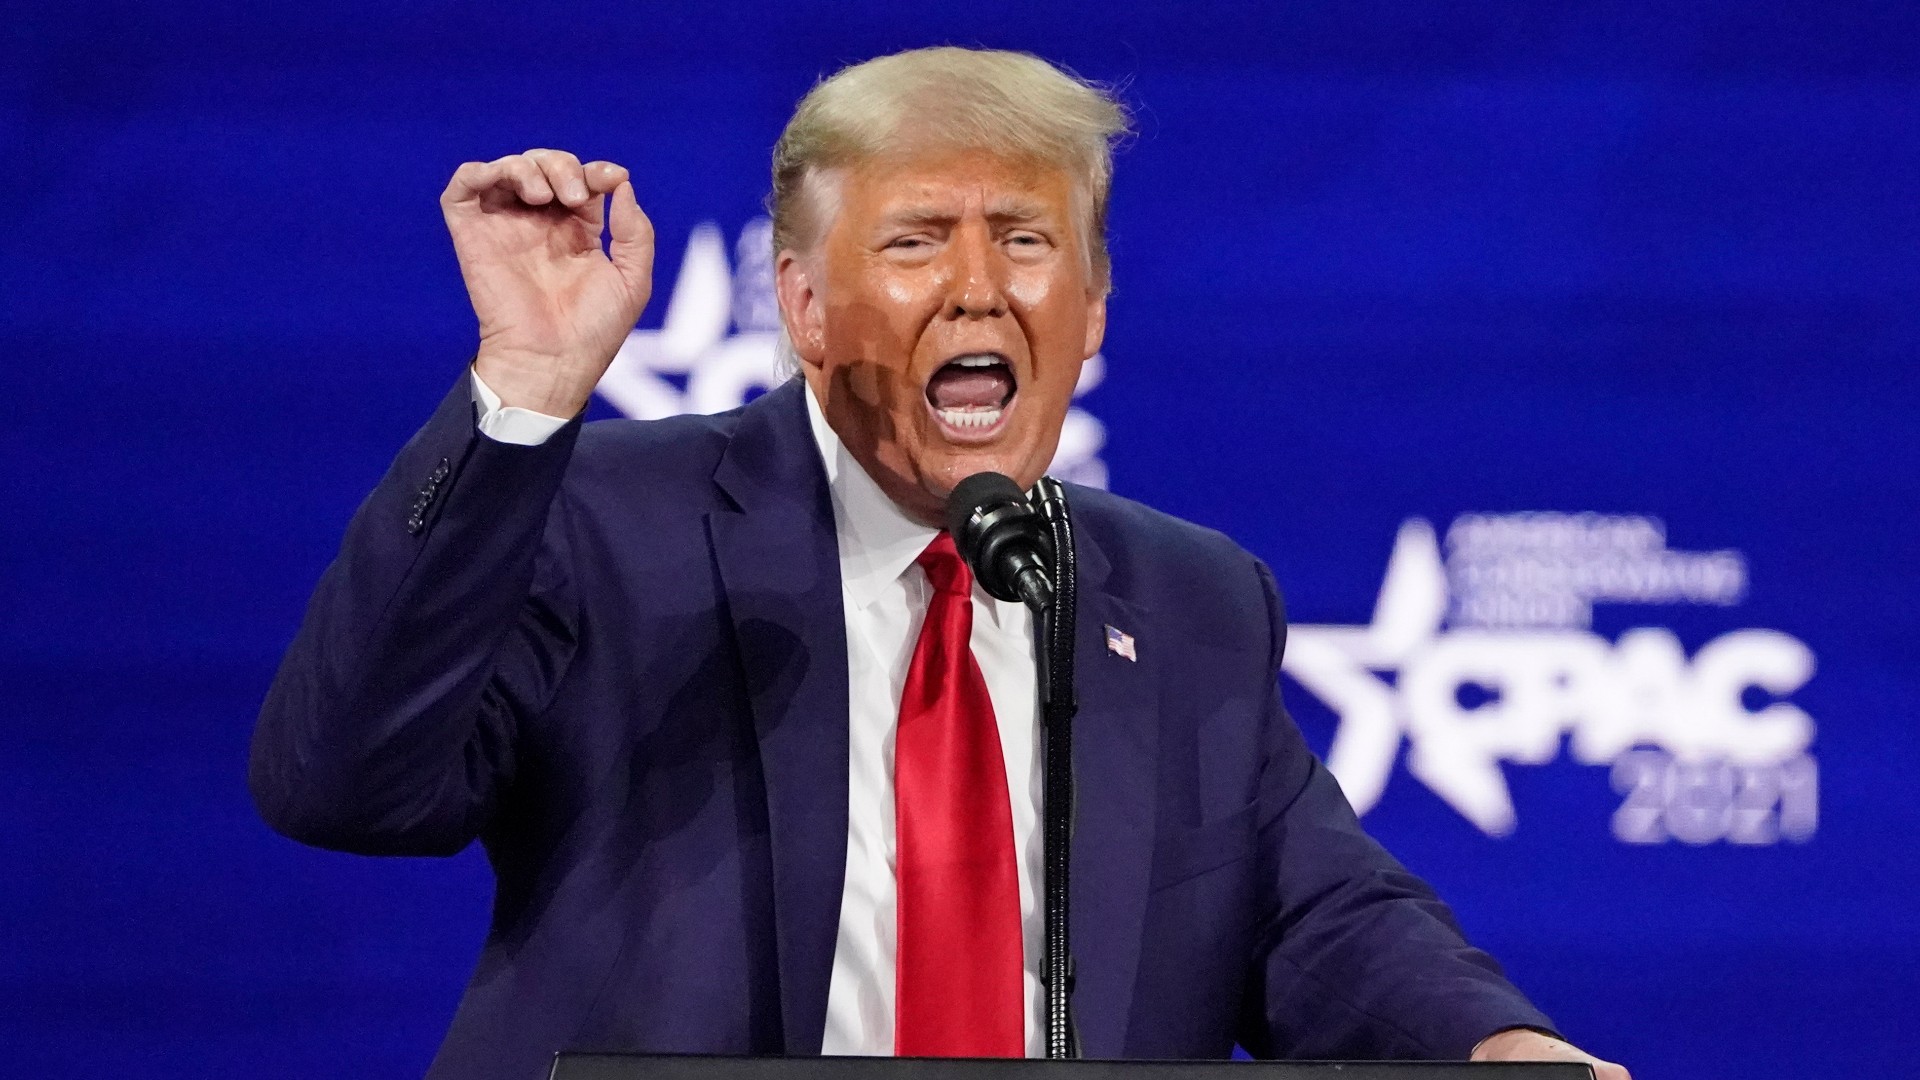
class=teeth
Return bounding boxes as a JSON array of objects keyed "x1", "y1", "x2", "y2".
[
  {"x1": 953, "y1": 355, "x2": 1005, "y2": 368},
  {"x1": 936, "y1": 407, "x2": 1004, "y2": 430}
]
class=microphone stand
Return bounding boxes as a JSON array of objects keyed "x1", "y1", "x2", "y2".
[{"x1": 1031, "y1": 477, "x2": 1079, "y2": 1059}]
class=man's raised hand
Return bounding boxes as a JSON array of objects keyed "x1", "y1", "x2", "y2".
[{"x1": 441, "y1": 149, "x2": 654, "y2": 417}]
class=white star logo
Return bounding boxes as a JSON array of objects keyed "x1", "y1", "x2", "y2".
[{"x1": 1284, "y1": 517, "x2": 1818, "y2": 841}]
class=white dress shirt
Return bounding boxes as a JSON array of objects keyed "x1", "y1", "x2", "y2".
[{"x1": 471, "y1": 372, "x2": 1045, "y2": 1056}]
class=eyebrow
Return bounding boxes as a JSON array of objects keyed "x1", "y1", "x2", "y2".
[{"x1": 881, "y1": 200, "x2": 1051, "y2": 228}]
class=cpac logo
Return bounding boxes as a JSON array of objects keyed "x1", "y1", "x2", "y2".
[
  {"x1": 593, "y1": 217, "x2": 1112, "y2": 488},
  {"x1": 1285, "y1": 513, "x2": 1819, "y2": 846}
]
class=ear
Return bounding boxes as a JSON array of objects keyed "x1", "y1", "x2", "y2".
[
  {"x1": 775, "y1": 249, "x2": 827, "y2": 372},
  {"x1": 1082, "y1": 286, "x2": 1108, "y2": 360}
]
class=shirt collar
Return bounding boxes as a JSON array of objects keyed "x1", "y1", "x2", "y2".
[{"x1": 805, "y1": 381, "x2": 941, "y2": 611}]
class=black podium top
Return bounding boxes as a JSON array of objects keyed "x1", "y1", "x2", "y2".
[{"x1": 550, "y1": 1055, "x2": 1592, "y2": 1080}]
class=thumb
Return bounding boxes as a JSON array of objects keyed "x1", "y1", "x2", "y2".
[{"x1": 606, "y1": 180, "x2": 655, "y2": 313}]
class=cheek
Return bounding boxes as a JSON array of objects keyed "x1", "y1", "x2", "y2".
[
  {"x1": 1005, "y1": 273, "x2": 1052, "y2": 313},
  {"x1": 824, "y1": 272, "x2": 939, "y2": 361},
  {"x1": 1012, "y1": 286, "x2": 1090, "y2": 383},
  {"x1": 881, "y1": 276, "x2": 919, "y2": 308},
  {"x1": 1007, "y1": 267, "x2": 1092, "y2": 350}
]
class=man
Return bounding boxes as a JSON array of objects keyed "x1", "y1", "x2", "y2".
[{"x1": 252, "y1": 47, "x2": 1628, "y2": 1080}]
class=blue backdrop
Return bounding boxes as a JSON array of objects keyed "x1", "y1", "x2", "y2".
[{"x1": 5, "y1": 3, "x2": 1917, "y2": 1078}]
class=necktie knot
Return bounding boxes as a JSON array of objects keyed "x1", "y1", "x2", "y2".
[{"x1": 916, "y1": 532, "x2": 974, "y2": 597}]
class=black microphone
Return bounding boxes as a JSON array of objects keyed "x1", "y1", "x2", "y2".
[{"x1": 946, "y1": 472, "x2": 1055, "y2": 612}]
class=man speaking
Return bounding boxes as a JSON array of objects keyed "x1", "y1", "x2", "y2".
[{"x1": 252, "y1": 47, "x2": 1627, "y2": 1080}]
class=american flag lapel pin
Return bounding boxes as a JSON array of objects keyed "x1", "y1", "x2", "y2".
[{"x1": 1104, "y1": 624, "x2": 1137, "y2": 662}]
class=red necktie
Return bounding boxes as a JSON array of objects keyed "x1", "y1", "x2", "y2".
[{"x1": 894, "y1": 532, "x2": 1024, "y2": 1057}]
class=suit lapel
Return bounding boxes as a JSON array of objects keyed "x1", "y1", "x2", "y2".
[
  {"x1": 1063, "y1": 518, "x2": 1159, "y2": 1057},
  {"x1": 708, "y1": 381, "x2": 849, "y2": 1055}
]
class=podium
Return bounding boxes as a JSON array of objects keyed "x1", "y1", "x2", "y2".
[{"x1": 549, "y1": 1055, "x2": 1593, "y2": 1080}]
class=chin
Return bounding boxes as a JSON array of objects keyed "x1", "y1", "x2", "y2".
[{"x1": 922, "y1": 444, "x2": 1040, "y2": 497}]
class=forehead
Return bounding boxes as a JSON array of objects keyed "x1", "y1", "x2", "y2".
[{"x1": 834, "y1": 147, "x2": 1080, "y2": 221}]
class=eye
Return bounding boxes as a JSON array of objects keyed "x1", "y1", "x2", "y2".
[
  {"x1": 1003, "y1": 230, "x2": 1053, "y2": 259},
  {"x1": 887, "y1": 235, "x2": 931, "y2": 250}
]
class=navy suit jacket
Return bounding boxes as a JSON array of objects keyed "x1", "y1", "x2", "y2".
[{"x1": 251, "y1": 377, "x2": 1555, "y2": 1080}]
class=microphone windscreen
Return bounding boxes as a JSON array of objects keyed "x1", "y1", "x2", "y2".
[{"x1": 945, "y1": 471, "x2": 1025, "y2": 539}]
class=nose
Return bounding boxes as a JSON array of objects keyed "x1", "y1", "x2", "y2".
[{"x1": 945, "y1": 223, "x2": 1007, "y2": 319}]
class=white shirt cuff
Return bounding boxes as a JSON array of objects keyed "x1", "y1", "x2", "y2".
[{"x1": 469, "y1": 368, "x2": 573, "y2": 446}]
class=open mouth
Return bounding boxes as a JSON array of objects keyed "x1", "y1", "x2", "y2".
[{"x1": 923, "y1": 353, "x2": 1017, "y2": 439}]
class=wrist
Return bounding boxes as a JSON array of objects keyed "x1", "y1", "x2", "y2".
[{"x1": 472, "y1": 349, "x2": 595, "y2": 417}]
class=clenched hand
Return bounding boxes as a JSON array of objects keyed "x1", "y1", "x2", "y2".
[
  {"x1": 1472, "y1": 1027, "x2": 1630, "y2": 1079},
  {"x1": 441, "y1": 148, "x2": 654, "y2": 416}
]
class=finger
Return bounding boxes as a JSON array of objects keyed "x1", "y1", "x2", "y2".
[
  {"x1": 527, "y1": 148, "x2": 590, "y2": 208},
  {"x1": 606, "y1": 180, "x2": 655, "y2": 305},
  {"x1": 583, "y1": 160, "x2": 630, "y2": 195},
  {"x1": 443, "y1": 156, "x2": 553, "y2": 209},
  {"x1": 493, "y1": 154, "x2": 556, "y2": 206},
  {"x1": 440, "y1": 160, "x2": 493, "y2": 207},
  {"x1": 441, "y1": 154, "x2": 554, "y2": 208}
]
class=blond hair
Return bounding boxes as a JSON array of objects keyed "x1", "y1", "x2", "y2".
[{"x1": 769, "y1": 46, "x2": 1130, "y2": 285}]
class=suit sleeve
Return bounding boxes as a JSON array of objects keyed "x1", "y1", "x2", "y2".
[
  {"x1": 1235, "y1": 559, "x2": 1560, "y2": 1060},
  {"x1": 249, "y1": 373, "x2": 583, "y2": 856}
]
